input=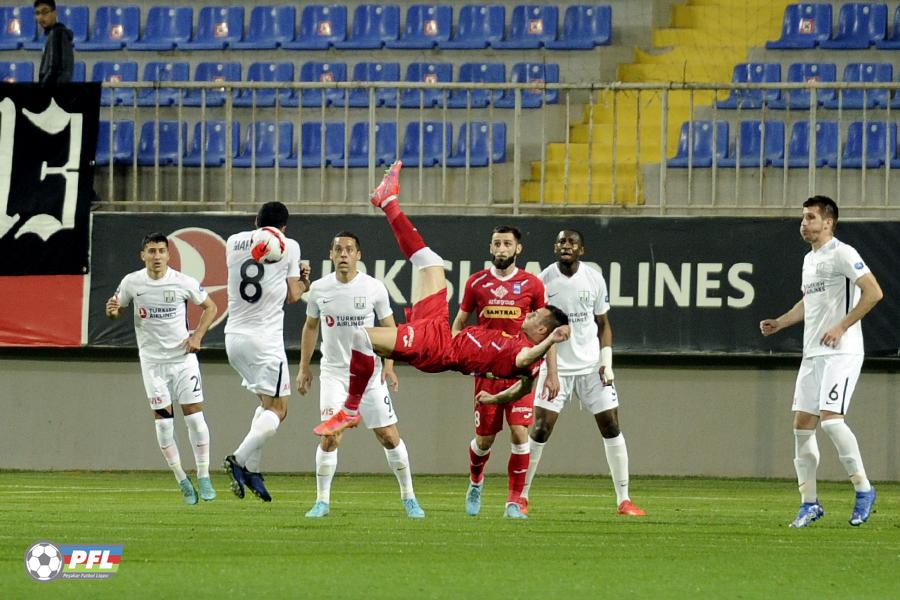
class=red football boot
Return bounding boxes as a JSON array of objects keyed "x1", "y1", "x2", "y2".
[
  {"x1": 313, "y1": 409, "x2": 361, "y2": 436},
  {"x1": 617, "y1": 499, "x2": 646, "y2": 516}
]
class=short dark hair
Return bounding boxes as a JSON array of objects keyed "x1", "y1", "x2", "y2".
[
  {"x1": 492, "y1": 225, "x2": 522, "y2": 242},
  {"x1": 332, "y1": 231, "x2": 361, "y2": 251},
  {"x1": 34, "y1": 0, "x2": 56, "y2": 10},
  {"x1": 803, "y1": 195, "x2": 839, "y2": 227},
  {"x1": 542, "y1": 305, "x2": 569, "y2": 330},
  {"x1": 141, "y1": 232, "x2": 168, "y2": 249},
  {"x1": 256, "y1": 202, "x2": 289, "y2": 229}
]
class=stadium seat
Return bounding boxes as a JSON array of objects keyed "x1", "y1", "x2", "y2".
[
  {"x1": 400, "y1": 121, "x2": 452, "y2": 166},
  {"x1": 718, "y1": 121, "x2": 785, "y2": 168},
  {"x1": 282, "y1": 5, "x2": 347, "y2": 49},
  {"x1": 492, "y1": 5, "x2": 558, "y2": 49},
  {"x1": 398, "y1": 62, "x2": 452, "y2": 108},
  {"x1": 179, "y1": 7, "x2": 244, "y2": 49},
  {"x1": 0, "y1": 7, "x2": 35, "y2": 50},
  {"x1": 95, "y1": 120, "x2": 135, "y2": 166},
  {"x1": 332, "y1": 122, "x2": 397, "y2": 167},
  {"x1": 71, "y1": 60, "x2": 85, "y2": 82},
  {"x1": 495, "y1": 63, "x2": 559, "y2": 108},
  {"x1": 183, "y1": 121, "x2": 239, "y2": 167},
  {"x1": 766, "y1": 3, "x2": 832, "y2": 49},
  {"x1": 387, "y1": 4, "x2": 452, "y2": 48},
  {"x1": 716, "y1": 63, "x2": 781, "y2": 109},
  {"x1": 78, "y1": 6, "x2": 140, "y2": 50},
  {"x1": 137, "y1": 120, "x2": 187, "y2": 166},
  {"x1": 334, "y1": 4, "x2": 400, "y2": 49},
  {"x1": 440, "y1": 4, "x2": 504, "y2": 49},
  {"x1": 231, "y1": 6, "x2": 295, "y2": 49},
  {"x1": 448, "y1": 62, "x2": 504, "y2": 108},
  {"x1": 771, "y1": 121, "x2": 839, "y2": 168},
  {"x1": 290, "y1": 62, "x2": 347, "y2": 107},
  {"x1": 234, "y1": 121, "x2": 293, "y2": 168},
  {"x1": 668, "y1": 121, "x2": 729, "y2": 168},
  {"x1": 447, "y1": 121, "x2": 506, "y2": 166},
  {"x1": 92, "y1": 61, "x2": 138, "y2": 106},
  {"x1": 283, "y1": 121, "x2": 345, "y2": 167},
  {"x1": 819, "y1": 3, "x2": 887, "y2": 49},
  {"x1": 822, "y1": 63, "x2": 891, "y2": 109},
  {"x1": 831, "y1": 121, "x2": 896, "y2": 168},
  {"x1": 767, "y1": 63, "x2": 836, "y2": 109},
  {"x1": 334, "y1": 62, "x2": 400, "y2": 108},
  {"x1": 546, "y1": 5, "x2": 611, "y2": 49},
  {"x1": 234, "y1": 62, "x2": 294, "y2": 107},
  {"x1": 129, "y1": 7, "x2": 192, "y2": 51},
  {"x1": 0, "y1": 61, "x2": 33, "y2": 83},
  {"x1": 25, "y1": 6, "x2": 89, "y2": 50},
  {"x1": 183, "y1": 62, "x2": 241, "y2": 107},
  {"x1": 137, "y1": 61, "x2": 190, "y2": 106},
  {"x1": 876, "y1": 5, "x2": 900, "y2": 48}
]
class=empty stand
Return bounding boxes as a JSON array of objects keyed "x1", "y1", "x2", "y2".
[
  {"x1": 129, "y1": 7, "x2": 192, "y2": 51},
  {"x1": 234, "y1": 121, "x2": 293, "y2": 167},
  {"x1": 234, "y1": 62, "x2": 294, "y2": 107},
  {"x1": 231, "y1": 6, "x2": 296, "y2": 50},
  {"x1": 95, "y1": 120, "x2": 135, "y2": 166},
  {"x1": 668, "y1": 121, "x2": 729, "y2": 168},
  {"x1": 771, "y1": 121, "x2": 839, "y2": 168},
  {"x1": 767, "y1": 3, "x2": 833, "y2": 49},
  {"x1": 716, "y1": 63, "x2": 781, "y2": 109},
  {"x1": 283, "y1": 5, "x2": 347, "y2": 50},
  {"x1": 440, "y1": 4, "x2": 504, "y2": 49},
  {"x1": 79, "y1": 6, "x2": 140, "y2": 51},
  {"x1": 183, "y1": 121, "x2": 238, "y2": 167},
  {"x1": 0, "y1": 6, "x2": 35, "y2": 50},
  {"x1": 447, "y1": 121, "x2": 506, "y2": 166},
  {"x1": 819, "y1": 2, "x2": 886, "y2": 49},
  {"x1": 180, "y1": 6, "x2": 243, "y2": 50},
  {"x1": 92, "y1": 61, "x2": 138, "y2": 106},
  {"x1": 0, "y1": 61, "x2": 33, "y2": 83},
  {"x1": 137, "y1": 120, "x2": 187, "y2": 166},
  {"x1": 546, "y1": 5, "x2": 612, "y2": 49},
  {"x1": 182, "y1": 62, "x2": 241, "y2": 107},
  {"x1": 331, "y1": 121, "x2": 398, "y2": 167},
  {"x1": 334, "y1": 4, "x2": 400, "y2": 49},
  {"x1": 285, "y1": 121, "x2": 345, "y2": 167},
  {"x1": 718, "y1": 121, "x2": 785, "y2": 168},
  {"x1": 398, "y1": 62, "x2": 452, "y2": 108},
  {"x1": 400, "y1": 121, "x2": 452, "y2": 166},
  {"x1": 447, "y1": 62, "x2": 504, "y2": 108},
  {"x1": 492, "y1": 5, "x2": 558, "y2": 49},
  {"x1": 387, "y1": 4, "x2": 452, "y2": 49},
  {"x1": 137, "y1": 61, "x2": 190, "y2": 106}
]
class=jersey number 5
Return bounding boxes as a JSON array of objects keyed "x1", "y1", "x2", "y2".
[{"x1": 239, "y1": 259, "x2": 265, "y2": 303}]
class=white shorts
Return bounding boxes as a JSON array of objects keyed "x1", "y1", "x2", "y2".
[
  {"x1": 319, "y1": 373, "x2": 397, "y2": 430},
  {"x1": 534, "y1": 370, "x2": 619, "y2": 415},
  {"x1": 140, "y1": 354, "x2": 204, "y2": 410},
  {"x1": 793, "y1": 354, "x2": 863, "y2": 416},
  {"x1": 225, "y1": 333, "x2": 292, "y2": 398}
]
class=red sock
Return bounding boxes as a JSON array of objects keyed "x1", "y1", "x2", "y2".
[
  {"x1": 345, "y1": 350, "x2": 375, "y2": 411},
  {"x1": 507, "y1": 452, "x2": 530, "y2": 504},
  {"x1": 383, "y1": 203, "x2": 427, "y2": 259},
  {"x1": 469, "y1": 447, "x2": 491, "y2": 485}
]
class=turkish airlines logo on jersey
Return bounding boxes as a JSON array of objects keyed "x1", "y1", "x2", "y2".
[
  {"x1": 325, "y1": 315, "x2": 336, "y2": 327},
  {"x1": 166, "y1": 228, "x2": 228, "y2": 330},
  {"x1": 138, "y1": 307, "x2": 148, "y2": 319}
]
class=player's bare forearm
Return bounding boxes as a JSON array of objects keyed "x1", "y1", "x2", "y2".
[
  {"x1": 451, "y1": 310, "x2": 470, "y2": 337},
  {"x1": 298, "y1": 318, "x2": 320, "y2": 372},
  {"x1": 286, "y1": 278, "x2": 306, "y2": 304},
  {"x1": 760, "y1": 300, "x2": 804, "y2": 336},
  {"x1": 515, "y1": 325, "x2": 570, "y2": 368},
  {"x1": 476, "y1": 377, "x2": 534, "y2": 405},
  {"x1": 105, "y1": 296, "x2": 121, "y2": 319},
  {"x1": 596, "y1": 314, "x2": 613, "y2": 348},
  {"x1": 193, "y1": 299, "x2": 218, "y2": 340}
]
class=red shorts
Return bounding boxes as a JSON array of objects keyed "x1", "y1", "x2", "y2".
[
  {"x1": 473, "y1": 377, "x2": 535, "y2": 436},
  {"x1": 390, "y1": 289, "x2": 451, "y2": 373}
]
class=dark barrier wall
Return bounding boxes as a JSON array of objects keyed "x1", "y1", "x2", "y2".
[{"x1": 88, "y1": 215, "x2": 900, "y2": 356}]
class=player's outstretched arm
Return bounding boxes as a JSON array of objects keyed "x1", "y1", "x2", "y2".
[
  {"x1": 297, "y1": 316, "x2": 320, "y2": 395},
  {"x1": 184, "y1": 297, "x2": 218, "y2": 353},
  {"x1": 105, "y1": 295, "x2": 121, "y2": 319},
  {"x1": 820, "y1": 272, "x2": 884, "y2": 348},
  {"x1": 476, "y1": 377, "x2": 535, "y2": 406},
  {"x1": 515, "y1": 325, "x2": 570, "y2": 369},
  {"x1": 451, "y1": 309, "x2": 471, "y2": 338},
  {"x1": 760, "y1": 300, "x2": 804, "y2": 337}
]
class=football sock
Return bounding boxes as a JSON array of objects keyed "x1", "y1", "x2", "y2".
[
  {"x1": 234, "y1": 409, "x2": 280, "y2": 473},
  {"x1": 385, "y1": 440, "x2": 415, "y2": 500},
  {"x1": 344, "y1": 330, "x2": 376, "y2": 414},
  {"x1": 468, "y1": 439, "x2": 491, "y2": 485},
  {"x1": 793, "y1": 428, "x2": 820, "y2": 503},
  {"x1": 245, "y1": 406, "x2": 265, "y2": 471},
  {"x1": 603, "y1": 434, "x2": 630, "y2": 505},
  {"x1": 154, "y1": 418, "x2": 187, "y2": 482},
  {"x1": 821, "y1": 419, "x2": 871, "y2": 492},
  {"x1": 183, "y1": 412, "x2": 211, "y2": 479},
  {"x1": 410, "y1": 247, "x2": 444, "y2": 271},
  {"x1": 507, "y1": 442, "x2": 530, "y2": 504},
  {"x1": 315, "y1": 446, "x2": 338, "y2": 504},
  {"x1": 521, "y1": 438, "x2": 546, "y2": 499},
  {"x1": 381, "y1": 203, "x2": 427, "y2": 259}
]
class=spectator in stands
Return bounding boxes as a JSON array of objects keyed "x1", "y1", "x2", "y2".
[{"x1": 35, "y1": 0, "x2": 73, "y2": 86}]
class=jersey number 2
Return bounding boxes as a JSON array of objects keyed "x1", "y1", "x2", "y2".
[{"x1": 239, "y1": 259, "x2": 265, "y2": 303}]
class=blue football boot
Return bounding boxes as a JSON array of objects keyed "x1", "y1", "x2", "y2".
[
  {"x1": 179, "y1": 478, "x2": 198, "y2": 505},
  {"x1": 504, "y1": 502, "x2": 528, "y2": 519},
  {"x1": 244, "y1": 470, "x2": 272, "y2": 502},
  {"x1": 198, "y1": 476, "x2": 216, "y2": 502},
  {"x1": 403, "y1": 498, "x2": 425, "y2": 519},
  {"x1": 223, "y1": 455, "x2": 245, "y2": 499},
  {"x1": 305, "y1": 501, "x2": 330, "y2": 518},
  {"x1": 465, "y1": 482, "x2": 483, "y2": 516},
  {"x1": 849, "y1": 487, "x2": 876, "y2": 526},
  {"x1": 789, "y1": 501, "x2": 824, "y2": 528}
]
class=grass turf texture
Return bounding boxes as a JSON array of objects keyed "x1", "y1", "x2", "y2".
[{"x1": 1, "y1": 473, "x2": 898, "y2": 599}]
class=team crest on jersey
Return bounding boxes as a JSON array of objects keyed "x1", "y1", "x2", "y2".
[
  {"x1": 164, "y1": 291, "x2": 176, "y2": 303},
  {"x1": 854, "y1": 261, "x2": 865, "y2": 270},
  {"x1": 354, "y1": 296, "x2": 366, "y2": 309},
  {"x1": 491, "y1": 286, "x2": 508, "y2": 299},
  {"x1": 579, "y1": 291, "x2": 590, "y2": 303},
  {"x1": 513, "y1": 283, "x2": 521, "y2": 294}
]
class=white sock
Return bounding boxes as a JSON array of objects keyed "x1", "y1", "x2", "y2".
[
  {"x1": 603, "y1": 434, "x2": 630, "y2": 505},
  {"x1": 245, "y1": 406, "x2": 265, "y2": 471},
  {"x1": 793, "y1": 428, "x2": 820, "y2": 503},
  {"x1": 183, "y1": 412, "x2": 211, "y2": 478},
  {"x1": 315, "y1": 446, "x2": 338, "y2": 504},
  {"x1": 385, "y1": 439, "x2": 415, "y2": 500},
  {"x1": 155, "y1": 418, "x2": 187, "y2": 482},
  {"x1": 522, "y1": 438, "x2": 546, "y2": 499},
  {"x1": 821, "y1": 419, "x2": 871, "y2": 492},
  {"x1": 410, "y1": 247, "x2": 444, "y2": 270},
  {"x1": 234, "y1": 409, "x2": 280, "y2": 473}
]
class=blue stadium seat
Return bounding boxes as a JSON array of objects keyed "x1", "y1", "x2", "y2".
[
  {"x1": 766, "y1": 3, "x2": 832, "y2": 49},
  {"x1": 291, "y1": 62, "x2": 347, "y2": 107},
  {"x1": 400, "y1": 121, "x2": 452, "y2": 166},
  {"x1": 234, "y1": 121, "x2": 293, "y2": 168},
  {"x1": 492, "y1": 5, "x2": 558, "y2": 49},
  {"x1": 283, "y1": 121, "x2": 345, "y2": 167},
  {"x1": 440, "y1": 4, "x2": 504, "y2": 49},
  {"x1": 0, "y1": 61, "x2": 33, "y2": 83},
  {"x1": 129, "y1": 7, "x2": 192, "y2": 51},
  {"x1": 822, "y1": 63, "x2": 891, "y2": 109},
  {"x1": 0, "y1": 7, "x2": 35, "y2": 50},
  {"x1": 546, "y1": 5, "x2": 611, "y2": 49},
  {"x1": 387, "y1": 4, "x2": 452, "y2": 49},
  {"x1": 183, "y1": 62, "x2": 241, "y2": 107},
  {"x1": 137, "y1": 120, "x2": 187, "y2": 166},
  {"x1": 71, "y1": 60, "x2": 85, "y2": 82},
  {"x1": 771, "y1": 121, "x2": 839, "y2": 168},
  {"x1": 332, "y1": 122, "x2": 397, "y2": 167},
  {"x1": 26, "y1": 6, "x2": 89, "y2": 50},
  {"x1": 398, "y1": 62, "x2": 452, "y2": 108},
  {"x1": 334, "y1": 4, "x2": 400, "y2": 49},
  {"x1": 767, "y1": 63, "x2": 836, "y2": 109},
  {"x1": 495, "y1": 63, "x2": 559, "y2": 108},
  {"x1": 448, "y1": 62, "x2": 504, "y2": 108},
  {"x1": 92, "y1": 61, "x2": 138, "y2": 106},
  {"x1": 183, "y1": 121, "x2": 239, "y2": 167},
  {"x1": 820, "y1": 3, "x2": 887, "y2": 49},
  {"x1": 668, "y1": 121, "x2": 729, "y2": 168},
  {"x1": 718, "y1": 121, "x2": 785, "y2": 168},
  {"x1": 283, "y1": 5, "x2": 347, "y2": 50},
  {"x1": 716, "y1": 63, "x2": 781, "y2": 109},
  {"x1": 831, "y1": 121, "x2": 896, "y2": 168},
  {"x1": 95, "y1": 120, "x2": 135, "y2": 166},
  {"x1": 179, "y1": 7, "x2": 243, "y2": 50},
  {"x1": 78, "y1": 6, "x2": 140, "y2": 51},
  {"x1": 137, "y1": 61, "x2": 190, "y2": 106},
  {"x1": 447, "y1": 121, "x2": 506, "y2": 166},
  {"x1": 334, "y1": 62, "x2": 400, "y2": 107},
  {"x1": 231, "y1": 6, "x2": 295, "y2": 49},
  {"x1": 234, "y1": 62, "x2": 294, "y2": 107},
  {"x1": 876, "y1": 5, "x2": 900, "y2": 48}
]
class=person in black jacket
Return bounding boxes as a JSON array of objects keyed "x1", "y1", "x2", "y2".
[{"x1": 35, "y1": 0, "x2": 73, "y2": 86}]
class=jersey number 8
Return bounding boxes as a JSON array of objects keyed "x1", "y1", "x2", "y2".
[{"x1": 240, "y1": 259, "x2": 265, "y2": 303}]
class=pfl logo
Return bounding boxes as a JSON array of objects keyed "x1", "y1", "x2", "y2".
[{"x1": 24, "y1": 541, "x2": 123, "y2": 581}]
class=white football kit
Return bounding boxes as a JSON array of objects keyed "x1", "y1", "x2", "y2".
[
  {"x1": 115, "y1": 267, "x2": 208, "y2": 409},
  {"x1": 308, "y1": 272, "x2": 397, "y2": 429},
  {"x1": 224, "y1": 229, "x2": 301, "y2": 398},
  {"x1": 793, "y1": 237, "x2": 871, "y2": 416},
  {"x1": 535, "y1": 263, "x2": 619, "y2": 415}
]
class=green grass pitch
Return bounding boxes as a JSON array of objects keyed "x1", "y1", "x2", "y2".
[{"x1": 2, "y1": 472, "x2": 898, "y2": 599}]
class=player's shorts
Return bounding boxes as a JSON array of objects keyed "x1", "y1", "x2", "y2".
[
  {"x1": 390, "y1": 289, "x2": 452, "y2": 373},
  {"x1": 140, "y1": 354, "x2": 204, "y2": 410},
  {"x1": 319, "y1": 372, "x2": 397, "y2": 430},
  {"x1": 534, "y1": 370, "x2": 619, "y2": 415},
  {"x1": 225, "y1": 333, "x2": 292, "y2": 398},
  {"x1": 473, "y1": 377, "x2": 534, "y2": 436},
  {"x1": 792, "y1": 354, "x2": 863, "y2": 416}
]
